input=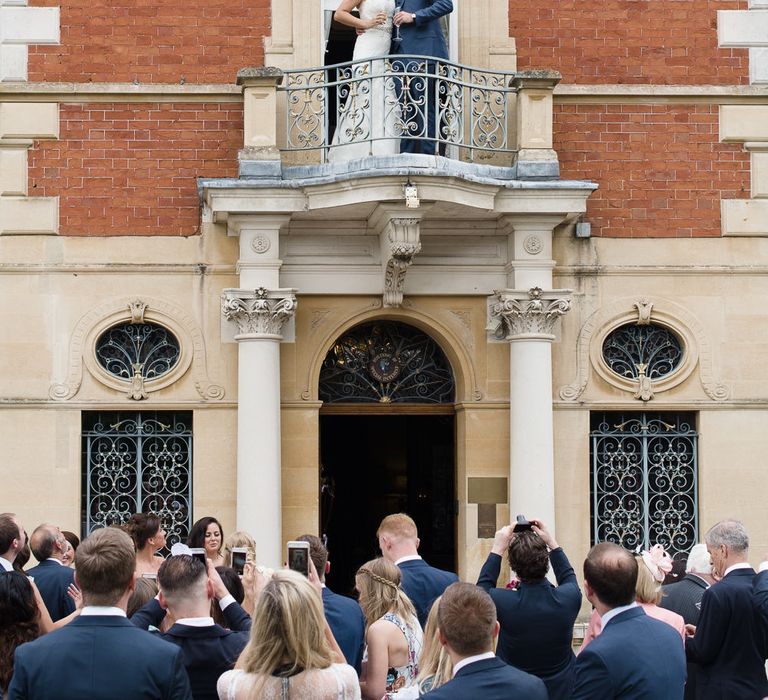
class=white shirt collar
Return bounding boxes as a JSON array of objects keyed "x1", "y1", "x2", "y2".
[
  {"x1": 724, "y1": 562, "x2": 752, "y2": 577},
  {"x1": 394, "y1": 555, "x2": 422, "y2": 566},
  {"x1": 759, "y1": 561, "x2": 768, "y2": 573},
  {"x1": 45, "y1": 557, "x2": 63, "y2": 566},
  {"x1": 80, "y1": 606, "x2": 126, "y2": 617},
  {"x1": 452, "y1": 652, "x2": 496, "y2": 676},
  {"x1": 600, "y1": 601, "x2": 638, "y2": 628},
  {"x1": 174, "y1": 616, "x2": 215, "y2": 627},
  {"x1": 0, "y1": 557, "x2": 13, "y2": 572}
]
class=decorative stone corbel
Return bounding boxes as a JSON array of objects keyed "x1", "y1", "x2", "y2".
[
  {"x1": 382, "y1": 217, "x2": 421, "y2": 307},
  {"x1": 633, "y1": 364, "x2": 654, "y2": 402},
  {"x1": 635, "y1": 299, "x2": 653, "y2": 325},
  {"x1": 490, "y1": 286, "x2": 572, "y2": 340},
  {"x1": 129, "y1": 363, "x2": 149, "y2": 401}
]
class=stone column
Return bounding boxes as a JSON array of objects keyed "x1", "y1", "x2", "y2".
[
  {"x1": 491, "y1": 287, "x2": 571, "y2": 531},
  {"x1": 222, "y1": 286, "x2": 297, "y2": 568}
]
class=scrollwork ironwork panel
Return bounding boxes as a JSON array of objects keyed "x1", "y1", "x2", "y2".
[
  {"x1": 319, "y1": 322, "x2": 455, "y2": 404},
  {"x1": 95, "y1": 322, "x2": 181, "y2": 381},
  {"x1": 602, "y1": 323, "x2": 683, "y2": 380},
  {"x1": 82, "y1": 412, "x2": 193, "y2": 553},
  {"x1": 590, "y1": 412, "x2": 698, "y2": 558}
]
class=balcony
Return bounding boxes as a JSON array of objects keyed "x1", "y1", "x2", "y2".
[{"x1": 235, "y1": 58, "x2": 563, "y2": 180}]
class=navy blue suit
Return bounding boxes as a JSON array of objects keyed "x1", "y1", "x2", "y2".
[
  {"x1": 25, "y1": 559, "x2": 75, "y2": 621},
  {"x1": 477, "y1": 547, "x2": 582, "y2": 700},
  {"x1": 8, "y1": 615, "x2": 192, "y2": 700},
  {"x1": 420, "y1": 656, "x2": 548, "y2": 699},
  {"x1": 397, "y1": 558, "x2": 458, "y2": 628},
  {"x1": 390, "y1": 0, "x2": 453, "y2": 154},
  {"x1": 685, "y1": 567, "x2": 768, "y2": 699},
  {"x1": 755, "y1": 568, "x2": 768, "y2": 627},
  {"x1": 131, "y1": 598, "x2": 250, "y2": 700},
  {"x1": 573, "y1": 606, "x2": 686, "y2": 700},
  {"x1": 322, "y1": 586, "x2": 366, "y2": 674}
]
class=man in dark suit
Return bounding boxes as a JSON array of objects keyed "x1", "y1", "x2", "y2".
[
  {"x1": 685, "y1": 519, "x2": 768, "y2": 700},
  {"x1": 0, "y1": 512, "x2": 26, "y2": 573},
  {"x1": 378, "y1": 513, "x2": 458, "y2": 627},
  {"x1": 25, "y1": 524, "x2": 76, "y2": 621},
  {"x1": 131, "y1": 554, "x2": 249, "y2": 700},
  {"x1": 9, "y1": 527, "x2": 191, "y2": 700},
  {"x1": 298, "y1": 534, "x2": 365, "y2": 674},
  {"x1": 477, "y1": 519, "x2": 581, "y2": 700},
  {"x1": 391, "y1": 0, "x2": 453, "y2": 154},
  {"x1": 660, "y1": 543, "x2": 715, "y2": 700},
  {"x1": 420, "y1": 582, "x2": 547, "y2": 699},
  {"x1": 572, "y1": 542, "x2": 686, "y2": 699}
]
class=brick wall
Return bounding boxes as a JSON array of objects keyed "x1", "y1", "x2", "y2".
[
  {"x1": 28, "y1": 103, "x2": 242, "y2": 235},
  {"x1": 27, "y1": 0, "x2": 270, "y2": 83},
  {"x1": 554, "y1": 103, "x2": 751, "y2": 237},
  {"x1": 510, "y1": 0, "x2": 750, "y2": 84}
]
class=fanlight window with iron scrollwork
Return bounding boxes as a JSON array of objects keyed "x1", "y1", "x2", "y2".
[
  {"x1": 590, "y1": 412, "x2": 698, "y2": 559},
  {"x1": 319, "y1": 322, "x2": 455, "y2": 404},
  {"x1": 602, "y1": 323, "x2": 683, "y2": 380},
  {"x1": 81, "y1": 411, "x2": 193, "y2": 555},
  {"x1": 95, "y1": 322, "x2": 181, "y2": 382}
]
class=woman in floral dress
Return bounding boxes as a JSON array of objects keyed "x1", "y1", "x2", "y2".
[{"x1": 356, "y1": 558, "x2": 423, "y2": 700}]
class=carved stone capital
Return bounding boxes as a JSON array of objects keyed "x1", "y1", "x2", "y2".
[
  {"x1": 490, "y1": 286, "x2": 572, "y2": 340},
  {"x1": 382, "y1": 217, "x2": 422, "y2": 307},
  {"x1": 221, "y1": 287, "x2": 297, "y2": 340}
]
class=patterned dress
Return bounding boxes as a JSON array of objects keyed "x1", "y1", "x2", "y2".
[{"x1": 363, "y1": 612, "x2": 423, "y2": 698}]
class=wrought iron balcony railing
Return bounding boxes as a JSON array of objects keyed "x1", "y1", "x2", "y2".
[{"x1": 280, "y1": 55, "x2": 516, "y2": 162}]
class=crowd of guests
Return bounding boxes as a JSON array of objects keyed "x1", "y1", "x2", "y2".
[{"x1": 0, "y1": 509, "x2": 767, "y2": 700}]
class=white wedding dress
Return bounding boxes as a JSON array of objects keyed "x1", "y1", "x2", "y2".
[{"x1": 328, "y1": 0, "x2": 401, "y2": 162}]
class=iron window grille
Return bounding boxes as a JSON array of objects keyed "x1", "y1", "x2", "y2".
[
  {"x1": 319, "y1": 321, "x2": 455, "y2": 404},
  {"x1": 590, "y1": 412, "x2": 698, "y2": 558},
  {"x1": 602, "y1": 323, "x2": 684, "y2": 381},
  {"x1": 82, "y1": 411, "x2": 193, "y2": 553},
  {"x1": 95, "y1": 322, "x2": 181, "y2": 382}
]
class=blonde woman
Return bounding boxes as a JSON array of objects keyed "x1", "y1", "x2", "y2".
[
  {"x1": 356, "y1": 558, "x2": 423, "y2": 700},
  {"x1": 391, "y1": 597, "x2": 452, "y2": 698},
  {"x1": 222, "y1": 530, "x2": 257, "y2": 569},
  {"x1": 581, "y1": 544, "x2": 686, "y2": 649},
  {"x1": 217, "y1": 569, "x2": 360, "y2": 700}
]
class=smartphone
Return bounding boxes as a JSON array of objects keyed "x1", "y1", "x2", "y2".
[
  {"x1": 189, "y1": 547, "x2": 207, "y2": 565},
  {"x1": 512, "y1": 515, "x2": 532, "y2": 533},
  {"x1": 231, "y1": 547, "x2": 248, "y2": 577},
  {"x1": 287, "y1": 540, "x2": 310, "y2": 577}
]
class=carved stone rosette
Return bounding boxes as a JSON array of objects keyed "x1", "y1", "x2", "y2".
[
  {"x1": 383, "y1": 218, "x2": 422, "y2": 308},
  {"x1": 491, "y1": 286, "x2": 572, "y2": 340},
  {"x1": 221, "y1": 287, "x2": 297, "y2": 340}
]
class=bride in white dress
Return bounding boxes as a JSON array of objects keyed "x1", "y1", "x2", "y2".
[{"x1": 328, "y1": 0, "x2": 401, "y2": 162}]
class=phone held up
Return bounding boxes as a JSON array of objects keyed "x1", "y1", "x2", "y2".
[
  {"x1": 189, "y1": 548, "x2": 207, "y2": 566},
  {"x1": 287, "y1": 540, "x2": 310, "y2": 577},
  {"x1": 231, "y1": 547, "x2": 248, "y2": 577},
  {"x1": 513, "y1": 514, "x2": 532, "y2": 533}
]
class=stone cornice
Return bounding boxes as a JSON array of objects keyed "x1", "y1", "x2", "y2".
[
  {"x1": 221, "y1": 287, "x2": 297, "y2": 340},
  {"x1": 490, "y1": 287, "x2": 572, "y2": 341}
]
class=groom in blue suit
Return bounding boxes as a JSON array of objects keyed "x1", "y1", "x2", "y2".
[{"x1": 391, "y1": 0, "x2": 453, "y2": 154}]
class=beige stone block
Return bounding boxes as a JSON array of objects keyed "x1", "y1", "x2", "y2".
[
  {"x1": 0, "y1": 102, "x2": 58, "y2": 139},
  {"x1": 0, "y1": 196, "x2": 58, "y2": 234},
  {"x1": 752, "y1": 151, "x2": 768, "y2": 198},
  {"x1": 0, "y1": 141, "x2": 28, "y2": 196},
  {"x1": 718, "y1": 10, "x2": 768, "y2": 47},
  {"x1": 722, "y1": 199, "x2": 768, "y2": 236},
  {"x1": 720, "y1": 105, "x2": 768, "y2": 142}
]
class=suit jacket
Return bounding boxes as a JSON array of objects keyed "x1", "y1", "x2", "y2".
[
  {"x1": 477, "y1": 547, "x2": 582, "y2": 700},
  {"x1": 660, "y1": 574, "x2": 709, "y2": 626},
  {"x1": 685, "y1": 567, "x2": 768, "y2": 699},
  {"x1": 25, "y1": 559, "x2": 75, "y2": 621},
  {"x1": 131, "y1": 597, "x2": 252, "y2": 634},
  {"x1": 755, "y1": 568, "x2": 768, "y2": 626},
  {"x1": 572, "y1": 606, "x2": 686, "y2": 700},
  {"x1": 8, "y1": 615, "x2": 192, "y2": 700},
  {"x1": 397, "y1": 558, "x2": 458, "y2": 628},
  {"x1": 390, "y1": 0, "x2": 452, "y2": 59},
  {"x1": 420, "y1": 656, "x2": 548, "y2": 699},
  {"x1": 322, "y1": 586, "x2": 366, "y2": 674}
]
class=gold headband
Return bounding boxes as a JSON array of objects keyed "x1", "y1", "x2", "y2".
[{"x1": 358, "y1": 567, "x2": 399, "y2": 590}]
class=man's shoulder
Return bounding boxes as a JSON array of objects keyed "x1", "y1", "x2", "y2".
[
  {"x1": 424, "y1": 660, "x2": 545, "y2": 698},
  {"x1": 324, "y1": 588, "x2": 364, "y2": 614},
  {"x1": 589, "y1": 609, "x2": 681, "y2": 655}
]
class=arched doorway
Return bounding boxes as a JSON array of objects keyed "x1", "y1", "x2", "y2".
[{"x1": 318, "y1": 321, "x2": 456, "y2": 595}]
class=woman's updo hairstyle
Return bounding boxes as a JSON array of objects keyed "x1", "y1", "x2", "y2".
[{"x1": 124, "y1": 513, "x2": 161, "y2": 551}]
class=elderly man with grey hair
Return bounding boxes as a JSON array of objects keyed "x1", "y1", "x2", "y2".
[
  {"x1": 660, "y1": 543, "x2": 715, "y2": 700},
  {"x1": 684, "y1": 519, "x2": 768, "y2": 700}
]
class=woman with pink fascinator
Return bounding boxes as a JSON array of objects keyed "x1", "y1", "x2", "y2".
[{"x1": 580, "y1": 544, "x2": 686, "y2": 651}]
